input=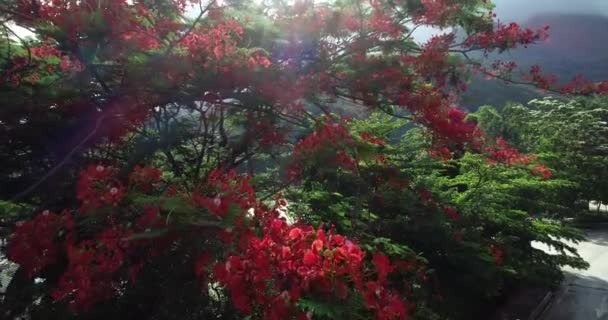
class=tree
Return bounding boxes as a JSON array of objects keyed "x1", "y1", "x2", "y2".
[
  {"x1": 0, "y1": 0, "x2": 603, "y2": 319},
  {"x1": 473, "y1": 97, "x2": 608, "y2": 215}
]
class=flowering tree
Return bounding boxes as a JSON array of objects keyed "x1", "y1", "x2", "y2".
[{"x1": 0, "y1": 0, "x2": 603, "y2": 319}]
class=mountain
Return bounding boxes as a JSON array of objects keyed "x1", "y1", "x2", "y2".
[{"x1": 461, "y1": 14, "x2": 608, "y2": 110}]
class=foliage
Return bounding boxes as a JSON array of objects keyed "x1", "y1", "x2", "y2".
[
  {"x1": 473, "y1": 97, "x2": 608, "y2": 214},
  {"x1": 285, "y1": 115, "x2": 588, "y2": 319}
]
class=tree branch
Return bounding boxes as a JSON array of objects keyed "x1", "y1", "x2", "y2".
[
  {"x1": 164, "y1": 0, "x2": 215, "y2": 55},
  {"x1": 11, "y1": 113, "x2": 110, "y2": 201}
]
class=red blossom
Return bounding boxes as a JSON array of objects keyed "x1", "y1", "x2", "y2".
[
  {"x1": 8, "y1": 210, "x2": 75, "y2": 277},
  {"x1": 361, "y1": 132, "x2": 388, "y2": 146},
  {"x1": 247, "y1": 53, "x2": 272, "y2": 69},
  {"x1": 597, "y1": 81, "x2": 608, "y2": 95},
  {"x1": 531, "y1": 164, "x2": 553, "y2": 180},
  {"x1": 190, "y1": 169, "x2": 256, "y2": 219},
  {"x1": 136, "y1": 206, "x2": 165, "y2": 230},
  {"x1": 335, "y1": 151, "x2": 358, "y2": 172},
  {"x1": 373, "y1": 253, "x2": 396, "y2": 284},
  {"x1": 288, "y1": 119, "x2": 358, "y2": 177},
  {"x1": 443, "y1": 207, "x2": 459, "y2": 222},
  {"x1": 489, "y1": 244, "x2": 504, "y2": 266},
  {"x1": 253, "y1": 119, "x2": 288, "y2": 148},
  {"x1": 412, "y1": 34, "x2": 454, "y2": 82},
  {"x1": 368, "y1": 11, "x2": 401, "y2": 38},
  {"x1": 413, "y1": 0, "x2": 461, "y2": 26},
  {"x1": 209, "y1": 217, "x2": 407, "y2": 320},
  {"x1": 195, "y1": 252, "x2": 212, "y2": 278},
  {"x1": 486, "y1": 138, "x2": 535, "y2": 166},
  {"x1": 181, "y1": 20, "x2": 244, "y2": 63},
  {"x1": 361, "y1": 281, "x2": 410, "y2": 320},
  {"x1": 464, "y1": 23, "x2": 550, "y2": 52},
  {"x1": 77, "y1": 165, "x2": 125, "y2": 212},
  {"x1": 129, "y1": 165, "x2": 163, "y2": 193},
  {"x1": 428, "y1": 146, "x2": 452, "y2": 161},
  {"x1": 165, "y1": 184, "x2": 179, "y2": 197},
  {"x1": 420, "y1": 189, "x2": 433, "y2": 203},
  {"x1": 52, "y1": 227, "x2": 133, "y2": 311}
]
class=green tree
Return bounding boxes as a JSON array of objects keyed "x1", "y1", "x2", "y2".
[{"x1": 474, "y1": 97, "x2": 608, "y2": 214}]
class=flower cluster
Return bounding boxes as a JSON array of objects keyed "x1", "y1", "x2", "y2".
[
  {"x1": 443, "y1": 207, "x2": 460, "y2": 222},
  {"x1": 77, "y1": 165, "x2": 125, "y2": 212},
  {"x1": 556, "y1": 74, "x2": 596, "y2": 95},
  {"x1": 247, "y1": 53, "x2": 273, "y2": 70},
  {"x1": 3, "y1": 43, "x2": 84, "y2": 86},
  {"x1": 489, "y1": 244, "x2": 504, "y2": 266},
  {"x1": 129, "y1": 165, "x2": 163, "y2": 193},
  {"x1": 9, "y1": 164, "x2": 421, "y2": 317},
  {"x1": 523, "y1": 67, "x2": 608, "y2": 96},
  {"x1": 428, "y1": 146, "x2": 453, "y2": 161},
  {"x1": 464, "y1": 23, "x2": 550, "y2": 52},
  {"x1": 531, "y1": 164, "x2": 553, "y2": 180},
  {"x1": 8, "y1": 210, "x2": 74, "y2": 277},
  {"x1": 368, "y1": 11, "x2": 402, "y2": 38},
  {"x1": 526, "y1": 65, "x2": 559, "y2": 90},
  {"x1": 181, "y1": 20, "x2": 245, "y2": 63},
  {"x1": 294, "y1": 120, "x2": 353, "y2": 156},
  {"x1": 8, "y1": 164, "x2": 176, "y2": 311},
  {"x1": 411, "y1": 34, "x2": 454, "y2": 83},
  {"x1": 486, "y1": 138, "x2": 535, "y2": 166},
  {"x1": 480, "y1": 60, "x2": 519, "y2": 80},
  {"x1": 212, "y1": 218, "x2": 409, "y2": 320},
  {"x1": 413, "y1": 0, "x2": 462, "y2": 26},
  {"x1": 288, "y1": 119, "x2": 358, "y2": 179},
  {"x1": 360, "y1": 132, "x2": 388, "y2": 146},
  {"x1": 52, "y1": 228, "x2": 134, "y2": 311},
  {"x1": 427, "y1": 107, "x2": 482, "y2": 147},
  {"x1": 15, "y1": 0, "x2": 179, "y2": 49},
  {"x1": 191, "y1": 169, "x2": 256, "y2": 219},
  {"x1": 253, "y1": 119, "x2": 288, "y2": 148},
  {"x1": 531, "y1": 69, "x2": 608, "y2": 96}
]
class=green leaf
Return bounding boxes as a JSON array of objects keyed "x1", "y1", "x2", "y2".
[{"x1": 123, "y1": 228, "x2": 168, "y2": 241}]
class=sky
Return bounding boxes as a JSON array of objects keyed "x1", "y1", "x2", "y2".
[{"x1": 493, "y1": 0, "x2": 608, "y2": 21}]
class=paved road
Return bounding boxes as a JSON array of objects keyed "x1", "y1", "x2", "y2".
[{"x1": 540, "y1": 229, "x2": 608, "y2": 320}]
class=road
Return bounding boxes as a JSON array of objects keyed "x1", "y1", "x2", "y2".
[{"x1": 539, "y1": 229, "x2": 608, "y2": 320}]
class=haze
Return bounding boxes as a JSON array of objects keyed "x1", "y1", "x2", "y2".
[{"x1": 493, "y1": 0, "x2": 608, "y2": 21}]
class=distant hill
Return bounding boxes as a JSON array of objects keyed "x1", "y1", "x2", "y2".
[{"x1": 461, "y1": 14, "x2": 608, "y2": 111}]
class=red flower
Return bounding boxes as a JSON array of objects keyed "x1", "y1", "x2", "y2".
[
  {"x1": 420, "y1": 190, "x2": 433, "y2": 203},
  {"x1": 8, "y1": 210, "x2": 75, "y2": 277},
  {"x1": 373, "y1": 253, "x2": 396, "y2": 284},
  {"x1": 303, "y1": 250, "x2": 319, "y2": 266},
  {"x1": 289, "y1": 118, "x2": 358, "y2": 177},
  {"x1": 212, "y1": 215, "x2": 401, "y2": 319},
  {"x1": 129, "y1": 165, "x2": 162, "y2": 193},
  {"x1": 311, "y1": 239, "x2": 324, "y2": 253},
  {"x1": 443, "y1": 207, "x2": 459, "y2": 222},
  {"x1": 532, "y1": 164, "x2": 553, "y2": 180},
  {"x1": 486, "y1": 138, "x2": 535, "y2": 166},
  {"x1": 464, "y1": 22, "x2": 549, "y2": 52},
  {"x1": 190, "y1": 169, "x2": 256, "y2": 219},
  {"x1": 136, "y1": 206, "x2": 164, "y2": 230},
  {"x1": 195, "y1": 252, "x2": 212, "y2": 278},
  {"x1": 77, "y1": 165, "x2": 125, "y2": 212},
  {"x1": 288, "y1": 227, "x2": 303, "y2": 240},
  {"x1": 490, "y1": 244, "x2": 504, "y2": 266},
  {"x1": 52, "y1": 227, "x2": 133, "y2": 311}
]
